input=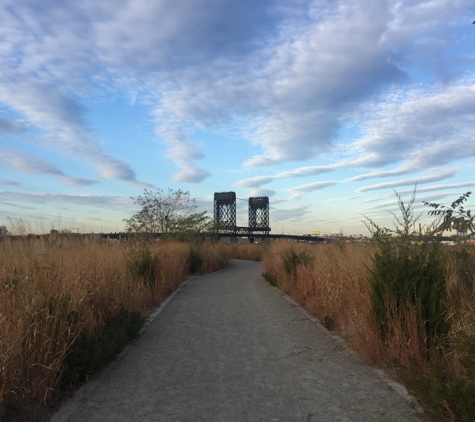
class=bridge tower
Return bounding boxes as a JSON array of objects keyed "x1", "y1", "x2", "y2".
[
  {"x1": 214, "y1": 192, "x2": 236, "y2": 232},
  {"x1": 248, "y1": 197, "x2": 270, "y2": 234}
]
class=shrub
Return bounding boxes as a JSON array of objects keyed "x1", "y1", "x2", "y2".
[
  {"x1": 453, "y1": 249, "x2": 475, "y2": 293},
  {"x1": 369, "y1": 234, "x2": 449, "y2": 349},
  {"x1": 365, "y1": 190, "x2": 449, "y2": 351},
  {"x1": 125, "y1": 243, "x2": 158, "y2": 288},
  {"x1": 262, "y1": 272, "x2": 277, "y2": 286},
  {"x1": 281, "y1": 247, "x2": 313, "y2": 275},
  {"x1": 187, "y1": 245, "x2": 204, "y2": 274}
]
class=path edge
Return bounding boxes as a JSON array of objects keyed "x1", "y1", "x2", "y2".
[
  {"x1": 50, "y1": 279, "x2": 188, "y2": 422},
  {"x1": 277, "y1": 286, "x2": 426, "y2": 416}
]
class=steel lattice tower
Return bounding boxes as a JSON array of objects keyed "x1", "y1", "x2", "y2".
[
  {"x1": 248, "y1": 197, "x2": 270, "y2": 234},
  {"x1": 214, "y1": 192, "x2": 236, "y2": 231}
]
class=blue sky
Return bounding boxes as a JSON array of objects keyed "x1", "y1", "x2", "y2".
[{"x1": 1, "y1": 0, "x2": 475, "y2": 235}]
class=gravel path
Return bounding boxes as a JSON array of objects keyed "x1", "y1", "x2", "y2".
[{"x1": 52, "y1": 260, "x2": 424, "y2": 422}]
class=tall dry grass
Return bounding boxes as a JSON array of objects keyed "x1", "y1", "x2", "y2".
[
  {"x1": 225, "y1": 242, "x2": 263, "y2": 261},
  {"x1": 261, "y1": 240, "x2": 475, "y2": 421},
  {"x1": 261, "y1": 241, "x2": 377, "y2": 357},
  {"x1": 0, "y1": 235, "x2": 230, "y2": 421}
]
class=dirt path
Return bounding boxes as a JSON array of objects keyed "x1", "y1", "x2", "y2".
[{"x1": 52, "y1": 260, "x2": 424, "y2": 422}]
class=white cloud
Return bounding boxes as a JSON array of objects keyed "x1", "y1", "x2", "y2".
[
  {"x1": 0, "y1": 190, "x2": 134, "y2": 210},
  {"x1": 241, "y1": 0, "x2": 407, "y2": 166},
  {"x1": 249, "y1": 188, "x2": 277, "y2": 198},
  {"x1": 271, "y1": 203, "x2": 312, "y2": 222},
  {"x1": 397, "y1": 181, "x2": 475, "y2": 195},
  {"x1": 289, "y1": 181, "x2": 339, "y2": 199},
  {"x1": 0, "y1": 73, "x2": 145, "y2": 184},
  {"x1": 0, "y1": 149, "x2": 97, "y2": 186},
  {"x1": 93, "y1": 0, "x2": 278, "y2": 71},
  {"x1": 236, "y1": 166, "x2": 333, "y2": 189},
  {"x1": 0, "y1": 116, "x2": 27, "y2": 133},
  {"x1": 356, "y1": 169, "x2": 458, "y2": 192},
  {"x1": 353, "y1": 83, "x2": 475, "y2": 169}
]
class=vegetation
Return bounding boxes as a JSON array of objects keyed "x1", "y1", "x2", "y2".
[
  {"x1": 2, "y1": 188, "x2": 475, "y2": 421},
  {"x1": 123, "y1": 188, "x2": 213, "y2": 238},
  {"x1": 424, "y1": 191, "x2": 474, "y2": 236},
  {"x1": 0, "y1": 233, "x2": 230, "y2": 421},
  {"x1": 365, "y1": 190, "x2": 449, "y2": 351},
  {"x1": 261, "y1": 190, "x2": 475, "y2": 421}
]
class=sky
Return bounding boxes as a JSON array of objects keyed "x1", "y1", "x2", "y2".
[{"x1": 1, "y1": 0, "x2": 475, "y2": 236}]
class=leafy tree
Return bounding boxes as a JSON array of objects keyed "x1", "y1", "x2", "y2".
[
  {"x1": 424, "y1": 192, "x2": 474, "y2": 236},
  {"x1": 123, "y1": 188, "x2": 213, "y2": 236},
  {"x1": 0, "y1": 225, "x2": 9, "y2": 236}
]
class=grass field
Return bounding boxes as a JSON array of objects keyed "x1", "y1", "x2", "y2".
[
  {"x1": 0, "y1": 235, "x2": 230, "y2": 421},
  {"x1": 2, "y1": 234, "x2": 474, "y2": 421}
]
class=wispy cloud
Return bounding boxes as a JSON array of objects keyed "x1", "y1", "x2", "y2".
[
  {"x1": 0, "y1": 150, "x2": 97, "y2": 186},
  {"x1": 356, "y1": 169, "x2": 458, "y2": 192},
  {"x1": 289, "y1": 181, "x2": 339, "y2": 200},
  {"x1": 0, "y1": 74, "x2": 148, "y2": 184},
  {"x1": 0, "y1": 116, "x2": 27, "y2": 133},
  {"x1": 236, "y1": 166, "x2": 333, "y2": 189},
  {"x1": 0, "y1": 190, "x2": 135, "y2": 210},
  {"x1": 271, "y1": 203, "x2": 312, "y2": 222},
  {"x1": 249, "y1": 188, "x2": 277, "y2": 198},
  {"x1": 396, "y1": 182, "x2": 475, "y2": 195},
  {"x1": 352, "y1": 82, "x2": 475, "y2": 171},
  {"x1": 0, "y1": 180, "x2": 21, "y2": 187}
]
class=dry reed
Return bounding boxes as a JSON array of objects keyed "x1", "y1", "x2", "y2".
[
  {"x1": 0, "y1": 235, "x2": 230, "y2": 420},
  {"x1": 225, "y1": 243, "x2": 262, "y2": 261},
  {"x1": 261, "y1": 239, "x2": 475, "y2": 421},
  {"x1": 262, "y1": 241, "x2": 376, "y2": 357}
]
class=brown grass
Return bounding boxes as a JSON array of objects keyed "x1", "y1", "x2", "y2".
[
  {"x1": 260, "y1": 240, "x2": 475, "y2": 421},
  {"x1": 261, "y1": 241, "x2": 376, "y2": 356},
  {"x1": 225, "y1": 242, "x2": 263, "y2": 261},
  {"x1": 0, "y1": 235, "x2": 230, "y2": 420},
  {"x1": 3, "y1": 235, "x2": 473, "y2": 421},
  {"x1": 260, "y1": 241, "x2": 440, "y2": 366}
]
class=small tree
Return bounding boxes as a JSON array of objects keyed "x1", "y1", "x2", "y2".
[
  {"x1": 123, "y1": 188, "x2": 212, "y2": 236},
  {"x1": 424, "y1": 192, "x2": 474, "y2": 237},
  {"x1": 0, "y1": 225, "x2": 9, "y2": 236}
]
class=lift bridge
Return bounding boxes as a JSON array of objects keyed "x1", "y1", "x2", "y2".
[
  {"x1": 100, "y1": 192, "x2": 326, "y2": 243},
  {"x1": 214, "y1": 192, "x2": 270, "y2": 235}
]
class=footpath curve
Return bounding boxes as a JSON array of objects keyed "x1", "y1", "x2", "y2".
[{"x1": 52, "y1": 260, "x2": 424, "y2": 422}]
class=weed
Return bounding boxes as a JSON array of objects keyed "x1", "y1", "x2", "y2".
[
  {"x1": 322, "y1": 315, "x2": 336, "y2": 331},
  {"x1": 61, "y1": 306, "x2": 143, "y2": 386},
  {"x1": 262, "y1": 272, "x2": 277, "y2": 286},
  {"x1": 125, "y1": 243, "x2": 159, "y2": 288},
  {"x1": 365, "y1": 190, "x2": 449, "y2": 350},
  {"x1": 188, "y1": 245, "x2": 204, "y2": 274},
  {"x1": 452, "y1": 249, "x2": 475, "y2": 293},
  {"x1": 281, "y1": 247, "x2": 313, "y2": 275}
]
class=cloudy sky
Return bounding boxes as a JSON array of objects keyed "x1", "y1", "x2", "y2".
[{"x1": 1, "y1": 0, "x2": 475, "y2": 235}]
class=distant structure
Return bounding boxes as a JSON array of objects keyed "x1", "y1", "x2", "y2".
[
  {"x1": 213, "y1": 192, "x2": 270, "y2": 235},
  {"x1": 248, "y1": 197, "x2": 270, "y2": 234},
  {"x1": 214, "y1": 192, "x2": 237, "y2": 231}
]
